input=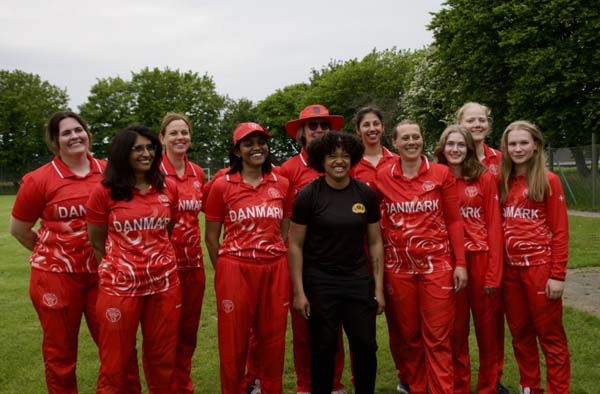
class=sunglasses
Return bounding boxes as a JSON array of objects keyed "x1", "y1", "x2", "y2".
[
  {"x1": 306, "y1": 121, "x2": 330, "y2": 132},
  {"x1": 131, "y1": 144, "x2": 156, "y2": 154}
]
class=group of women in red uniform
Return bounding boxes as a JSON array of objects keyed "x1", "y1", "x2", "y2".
[
  {"x1": 11, "y1": 112, "x2": 207, "y2": 394},
  {"x1": 10, "y1": 101, "x2": 570, "y2": 394}
]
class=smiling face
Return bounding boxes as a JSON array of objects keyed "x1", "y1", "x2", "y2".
[
  {"x1": 507, "y1": 128, "x2": 537, "y2": 174},
  {"x1": 357, "y1": 112, "x2": 383, "y2": 147},
  {"x1": 459, "y1": 104, "x2": 489, "y2": 144},
  {"x1": 393, "y1": 123, "x2": 423, "y2": 161},
  {"x1": 57, "y1": 117, "x2": 90, "y2": 157},
  {"x1": 129, "y1": 134, "x2": 156, "y2": 176},
  {"x1": 323, "y1": 146, "x2": 351, "y2": 184},
  {"x1": 235, "y1": 133, "x2": 269, "y2": 169},
  {"x1": 443, "y1": 131, "x2": 468, "y2": 166},
  {"x1": 160, "y1": 119, "x2": 191, "y2": 156}
]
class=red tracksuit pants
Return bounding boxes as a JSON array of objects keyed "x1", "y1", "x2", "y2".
[
  {"x1": 452, "y1": 251, "x2": 502, "y2": 394},
  {"x1": 503, "y1": 264, "x2": 570, "y2": 394},
  {"x1": 215, "y1": 255, "x2": 289, "y2": 394},
  {"x1": 384, "y1": 269, "x2": 455, "y2": 394},
  {"x1": 173, "y1": 268, "x2": 206, "y2": 394},
  {"x1": 96, "y1": 286, "x2": 181, "y2": 394},
  {"x1": 290, "y1": 292, "x2": 346, "y2": 393},
  {"x1": 29, "y1": 268, "x2": 100, "y2": 394}
]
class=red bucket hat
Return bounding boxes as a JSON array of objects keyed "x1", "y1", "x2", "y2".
[
  {"x1": 285, "y1": 104, "x2": 344, "y2": 139},
  {"x1": 233, "y1": 122, "x2": 271, "y2": 145}
]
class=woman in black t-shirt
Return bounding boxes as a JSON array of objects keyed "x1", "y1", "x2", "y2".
[{"x1": 288, "y1": 132, "x2": 385, "y2": 394}]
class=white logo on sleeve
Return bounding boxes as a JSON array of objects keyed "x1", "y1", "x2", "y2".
[
  {"x1": 222, "y1": 299, "x2": 234, "y2": 313},
  {"x1": 106, "y1": 308, "x2": 122, "y2": 323},
  {"x1": 42, "y1": 293, "x2": 58, "y2": 307}
]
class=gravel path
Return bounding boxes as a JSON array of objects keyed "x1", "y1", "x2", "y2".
[
  {"x1": 564, "y1": 211, "x2": 600, "y2": 318},
  {"x1": 568, "y1": 210, "x2": 600, "y2": 217},
  {"x1": 563, "y1": 266, "x2": 600, "y2": 318}
]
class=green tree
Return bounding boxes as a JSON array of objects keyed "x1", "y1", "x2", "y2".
[
  {"x1": 253, "y1": 49, "x2": 422, "y2": 161},
  {"x1": 203, "y1": 97, "x2": 259, "y2": 173},
  {"x1": 0, "y1": 70, "x2": 69, "y2": 180},
  {"x1": 79, "y1": 67, "x2": 226, "y2": 165},
  {"x1": 400, "y1": 47, "x2": 450, "y2": 151},
  {"x1": 428, "y1": 0, "x2": 600, "y2": 173},
  {"x1": 306, "y1": 48, "x2": 421, "y2": 134},
  {"x1": 255, "y1": 83, "x2": 310, "y2": 163},
  {"x1": 78, "y1": 76, "x2": 137, "y2": 158}
]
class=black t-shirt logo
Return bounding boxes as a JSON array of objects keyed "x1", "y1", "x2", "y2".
[{"x1": 352, "y1": 203, "x2": 366, "y2": 214}]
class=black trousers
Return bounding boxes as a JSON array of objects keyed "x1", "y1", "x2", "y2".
[{"x1": 305, "y1": 275, "x2": 378, "y2": 394}]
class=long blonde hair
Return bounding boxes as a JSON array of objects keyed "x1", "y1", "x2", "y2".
[
  {"x1": 499, "y1": 120, "x2": 548, "y2": 203},
  {"x1": 433, "y1": 124, "x2": 486, "y2": 182}
]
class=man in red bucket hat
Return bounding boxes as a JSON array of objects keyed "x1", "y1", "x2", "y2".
[{"x1": 280, "y1": 104, "x2": 348, "y2": 394}]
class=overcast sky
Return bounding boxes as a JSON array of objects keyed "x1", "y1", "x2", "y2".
[{"x1": 1, "y1": 0, "x2": 443, "y2": 109}]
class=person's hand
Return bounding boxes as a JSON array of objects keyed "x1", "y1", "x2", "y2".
[
  {"x1": 454, "y1": 266, "x2": 468, "y2": 292},
  {"x1": 483, "y1": 286, "x2": 497, "y2": 295},
  {"x1": 293, "y1": 293, "x2": 310, "y2": 319},
  {"x1": 546, "y1": 278, "x2": 565, "y2": 300},
  {"x1": 374, "y1": 288, "x2": 385, "y2": 315}
]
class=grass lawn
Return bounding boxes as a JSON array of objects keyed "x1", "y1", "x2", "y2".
[
  {"x1": 1, "y1": 194, "x2": 599, "y2": 393},
  {"x1": 568, "y1": 216, "x2": 600, "y2": 268}
]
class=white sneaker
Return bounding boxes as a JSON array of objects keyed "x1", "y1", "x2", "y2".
[
  {"x1": 520, "y1": 387, "x2": 531, "y2": 394},
  {"x1": 332, "y1": 390, "x2": 347, "y2": 394},
  {"x1": 247, "y1": 379, "x2": 261, "y2": 394},
  {"x1": 397, "y1": 381, "x2": 410, "y2": 394}
]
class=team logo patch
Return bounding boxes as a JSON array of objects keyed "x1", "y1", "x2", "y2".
[
  {"x1": 222, "y1": 299, "x2": 234, "y2": 314},
  {"x1": 105, "y1": 307, "x2": 122, "y2": 323},
  {"x1": 422, "y1": 181, "x2": 435, "y2": 191},
  {"x1": 193, "y1": 180, "x2": 202, "y2": 192},
  {"x1": 42, "y1": 293, "x2": 58, "y2": 307},
  {"x1": 352, "y1": 203, "x2": 366, "y2": 214},
  {"x1": 489, "y1": 164, "x2": 499, "y2": 175},
  {"x1": 268, "y1": 187, "x2": 281, "y2": 199},
  {"x1": 158, "y1": 194, "x2": 170, "y2": 205},
  {"x1": 465, "y1": 186, "x2": 478, "y2": 198}
]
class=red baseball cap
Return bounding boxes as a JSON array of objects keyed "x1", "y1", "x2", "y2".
[
  {"x1": 232, "y1": 122, "x2": 271, "y2": 145},
  {"x1": 285, "y1": 104, "x2": 344, "y2": 139}
]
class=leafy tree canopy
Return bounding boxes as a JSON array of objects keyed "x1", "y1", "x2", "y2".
[
  {"x1": 0, "y1": 70, "x2": 68, "y2": 179},
  {"x1": 426, "y1": 0, "x2": 599, "y2": 150},
  {"x1": 80, "y1": 67, "x2": 226, "y2": 165}
]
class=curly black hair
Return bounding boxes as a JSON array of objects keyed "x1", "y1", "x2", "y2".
[
  {"x1": 102, "y1": 125, "x2": 164, "y2": 201},
  {"x1": 307, "y1": 132, "x2": 364, "y2": 173}
]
